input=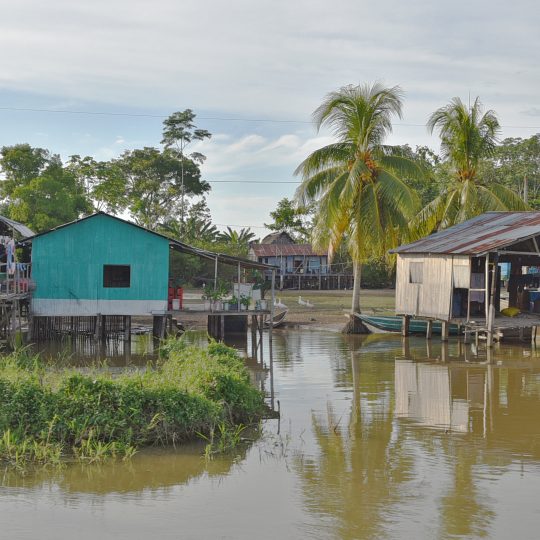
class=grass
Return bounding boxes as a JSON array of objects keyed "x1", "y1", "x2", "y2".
[
  {"x1": 275, "y1": 289, "x2": 395, "y2": 328},
  {"x1": 0, "y1": 338, "x2": 267, "y2": 470}
]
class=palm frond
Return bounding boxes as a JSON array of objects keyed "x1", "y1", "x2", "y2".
[
  {"x1": 482, "y1": 183, "x2": 530, "y2": 211},
  {"x1": 294, "y1": 143, "x2": 353, "y2": 179}
]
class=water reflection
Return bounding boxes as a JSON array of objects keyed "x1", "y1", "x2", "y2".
[{"x1": 4, "y1": 331, "x2": 540, "y2": 539}]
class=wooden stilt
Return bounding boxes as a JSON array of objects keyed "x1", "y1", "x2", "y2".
[
  {"x1": 402, "y1": 315, "x2": 410, "y2": 337},
  {"x1": 441, "y1": 321, "x2": 449, "y2": 342},
  {"x1": 426, "y1": 319, "x2": 433, "y2": 339},
  {"x1": 124, "y1": 315, "x2": 131, "y2": 341}
]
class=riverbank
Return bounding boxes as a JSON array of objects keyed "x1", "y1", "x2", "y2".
[
  {"x1": 176, "y1": 289, "x2": 395, "y2": 332},
  {"x1": 0, "y1": 340, "x2": 266, "y2": 469}
]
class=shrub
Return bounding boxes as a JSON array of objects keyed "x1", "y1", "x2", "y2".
[{"x1": 0, "y1": 340, "x2": 266, "y2": 468}]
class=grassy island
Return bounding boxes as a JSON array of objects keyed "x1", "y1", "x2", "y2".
[{"x1": 0, "y1": 339, "x2": 267, "y2": 468}]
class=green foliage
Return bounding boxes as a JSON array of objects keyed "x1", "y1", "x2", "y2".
[
  {"x1": 113, "y1": 147, "x2": 210, "y2": 230},
  {"x1": 481, "y1": 134, "x2": 540, "y2": 208},
  {"x1": 414, "y1": 97, "x2": 529, "y2": 236},
  {"x1": 264, "y1": 197, "x2": 312, "y2": 241},
  {"x1": 218, "y1": 226, "x2": 257, "y2": 247},
  {"x1": 0, "y1": 341, "x2": 265, "y2": 469},
  {"x1": 295, "y1": 83, "x2": 422, "y2": 263},
  {"x1": 360, "y1": 258, "x2": 395, "y2": 289},
  {"x1": 0, "y1": 145, "x2": 92, "y2": 232},
  {"x1": 295, "y1": 82, "x2": 422, "y2": 312}
]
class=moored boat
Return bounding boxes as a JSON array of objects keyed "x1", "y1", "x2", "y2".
[
  {"x1": 264, "y1": 309, "x2": 288, "y2": 329},
  {"x1": 356, "y1": 314, "x2": 462, "y2": 336}
]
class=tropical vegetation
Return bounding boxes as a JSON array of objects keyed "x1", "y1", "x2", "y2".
[
  {"x1": 0, "y1": 340, "x2": 266, "y2": 469},
  {"x1": 294, "y1": 83, "x2": 422, "y2": 327},
  {"x1": 413, "y1": 97, "x2": 529, "y2": 236}
]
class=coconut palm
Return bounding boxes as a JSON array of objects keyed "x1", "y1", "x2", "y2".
[
  {"x1": 415, "y1": 97, "x2": 528, "y2": 235},
  {"x1": 295, "y1": 83, "x2": 422, "y2": 330},
  {"x1": 218, "y1": 226, "x2": 257, "y2": 246}
]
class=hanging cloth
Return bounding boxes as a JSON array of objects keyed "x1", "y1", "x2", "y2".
[{"x1": 6, "y1": 239, "x2": 15, "y2": 275}]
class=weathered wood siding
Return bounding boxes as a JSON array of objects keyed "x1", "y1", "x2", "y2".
[{"x1": 396, "y1": 254, "x2": 467, "y2": 321}]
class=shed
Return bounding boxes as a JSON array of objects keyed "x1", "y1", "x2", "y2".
[
  {"x1": 390, "y1": 212, "x2": 540, "y2": 343},
  {"x1": 29, "y1": 213, "x2": 170, "y2": 316}
]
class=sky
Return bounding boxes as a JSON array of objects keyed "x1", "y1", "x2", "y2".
[{"x1": 0, "y1": 0, "x2": 539, "y2": 236}]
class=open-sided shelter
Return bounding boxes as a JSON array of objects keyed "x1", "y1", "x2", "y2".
[{"x1": 391, "y1": 212, "x2": 540, "y2": 343}]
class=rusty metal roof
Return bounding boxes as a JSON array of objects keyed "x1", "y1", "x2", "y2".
[
  {"x1": 391, "y1": 212, "x2": 540, "y2": 256},
  {"x1": 250, "y1": 243, "x2": 327, "y2": 257}
]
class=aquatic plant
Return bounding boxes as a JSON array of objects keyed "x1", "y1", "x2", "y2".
[{"x1": 0, "y1": 340, "x2": 267, "y2": 470}]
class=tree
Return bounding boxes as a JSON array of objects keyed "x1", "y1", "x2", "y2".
[
  {"x1": 161, "y1": 109, "x2": 212, "y2": 226},
  {"x1": 415, "y1": 97, "x2": 528, "y2": 235},
  {"x1": 264, "y1": 197, "x2": 311, "y2": 241},
  {"x1": 295, "y1": 83, "x2": 421, "y2": 331},
  {"x1": 218, "y1": 227, "x2": 257, "y2": 249},
  {"x1": 161, "y1": 199, "x2": 218, "y2": 244},
  {"x1": 8, "y1": 160, "x2": 91, "y2": 231},
  {"x1": 113, "y1": 147, "x2": 210, "y2": 230},
  {"x1": 0, "y1": 144, "x2": 50, "y2": 195},
  {"x1": 67, "y1": 155, "x2": 127, "y2": 213},
  {"x1": 481, "y1": 134, "x2": 540, "y2": 207},
  {"x1": 0, "y1": 145, "x2": 92, "y2": 231}
]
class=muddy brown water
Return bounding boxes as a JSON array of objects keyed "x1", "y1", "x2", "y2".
[{"x1": 3, "y1": 331, "x2": 540, "y2": 539}]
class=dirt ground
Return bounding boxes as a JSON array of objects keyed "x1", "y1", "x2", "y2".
[
  {"x1": 172, "y1": 289, "x2": 396, "y2": 333},
  {"x1": 276, "y1": 289, "x2": 395, "y2": 331}
]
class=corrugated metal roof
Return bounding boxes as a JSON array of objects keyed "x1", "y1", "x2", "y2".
[
  {"x1": 392, "y1": 212, "x2": 540, "y2": 255},
  {"x1": 24, "y1": 212, "x2": 276, "y2": 270},
  {"x1": 251, "y1": 243, "x2": 326, "y2": 257},
  {"x1": 0, "y1": 215, "x2": 34, "y2": 239}
]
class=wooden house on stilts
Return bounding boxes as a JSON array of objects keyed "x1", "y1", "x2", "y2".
[
  {"x1": 23, "y1": 212, "x2": 276, "y2": 342},
  {"x1": 391, "y1": 212, "x2": 540, "y2": 346}
]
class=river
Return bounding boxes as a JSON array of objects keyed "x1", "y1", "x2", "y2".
[{"x1": 2, "y1": 330, "x2": 540, "y2": 539}]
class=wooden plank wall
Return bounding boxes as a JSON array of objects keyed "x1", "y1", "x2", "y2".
[{"x1": 396, "y1": 254, "x2": 461, "y2": 321}]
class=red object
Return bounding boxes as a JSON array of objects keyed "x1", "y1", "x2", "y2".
[{"x1": 177, "y1": 287, "x2": 183, "y2": 309}]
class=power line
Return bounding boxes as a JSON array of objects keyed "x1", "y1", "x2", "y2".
[
  {"x1": 1, "y1": 105, "x2": 539, "y2": 129},
  {"x1": 208, "y1": 180, "x2": 300, "y2": 184}
]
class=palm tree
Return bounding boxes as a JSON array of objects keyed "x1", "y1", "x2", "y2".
[
  {"x1": 415, "y1": 97, "x2": 528, "y2": 235},
  {"x1": 295, "y1": 82, "x2": 421, "y2": 331},
  {"x1": 218, "y1": 226, "x2": 257, "y2": 246}
]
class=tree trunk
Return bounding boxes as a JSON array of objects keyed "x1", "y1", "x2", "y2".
[{"x1": 342, "y1": 260, "x2": 370, "y2": 334}]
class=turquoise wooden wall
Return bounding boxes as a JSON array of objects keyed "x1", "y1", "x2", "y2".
[{"x1": 31, "y1": 214, "x2": 169, "y2": 302}]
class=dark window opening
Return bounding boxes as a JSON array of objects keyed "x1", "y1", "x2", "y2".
[
  {"x1": 103, "y1": 265, "x2": 131, "y2": 288},
  {"x1": 409, "y1": 262, "x2": 423, "y2": 284}
]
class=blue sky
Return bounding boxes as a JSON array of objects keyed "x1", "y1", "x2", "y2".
[{"x1": 1, "y1": 0, "x2": 539, "y2": 236}]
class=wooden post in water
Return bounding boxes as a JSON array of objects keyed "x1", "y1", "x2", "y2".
[
  {"x1": 220, "y1": 315, "x2": 225, "y2": 342},
  {"x1": 251, "y1": 314, "x2": 257, "y2": 357},
  {"x1": 487, "y1": 252, "x2": 498, "y2": 348},
  {"x1": 402, "y1": 315, "x2": 410, "y2": 337},
  {"x1": 269, "y1": 268, "x2": 275, "y2": 350},
  {"x1": 124, "y1": 315, "x2": 131, "y2": 341},
  {"x1": 441, "y1": 320, "x2": 449, "y2": 342},
  {"x1": 426, "y1": 319, "x2": 433, "y2": 339}
]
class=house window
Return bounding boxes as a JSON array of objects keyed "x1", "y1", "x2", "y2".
[
  {"x1": 409, "y1": 262, "x2": 423, "y2": 284},
  {"x1": 103, "y1": 265, "x2": 131, "y2": 288}
]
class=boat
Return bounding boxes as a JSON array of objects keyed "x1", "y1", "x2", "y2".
[
  {"x1": 264, "y1": 309, "x2": 288, "y2": 329},
  {"x1": 355, "y1": 314, "x2": 462, "y2": 336}
]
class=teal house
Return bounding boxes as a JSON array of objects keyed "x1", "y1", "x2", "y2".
[{"x1": 29, "y1": 213, "x2": 170, "y2": 316}]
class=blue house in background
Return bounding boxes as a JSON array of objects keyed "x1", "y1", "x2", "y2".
[{"x1": 249, "y1": 231, "x2": 353, "y2": 290}]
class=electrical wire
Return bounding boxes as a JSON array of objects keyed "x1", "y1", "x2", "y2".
[{"x1": 0, "y1": 106, "x2": 539, "y2": 129}]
